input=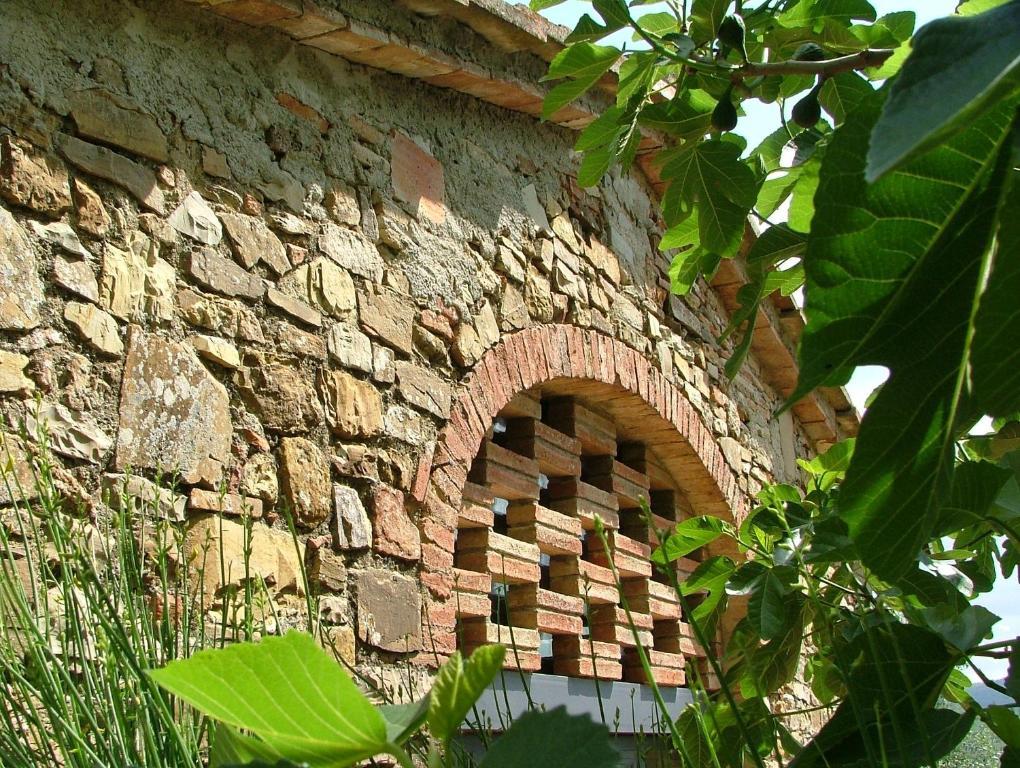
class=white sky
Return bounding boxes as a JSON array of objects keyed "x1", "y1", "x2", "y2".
[{"x1": 525, "y1": 0, "x2": 1016, "y2": 684}]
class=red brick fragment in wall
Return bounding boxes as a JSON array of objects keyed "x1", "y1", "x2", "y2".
[
  {"x1": 391, "y1": 131, "x2": 446, "y2": 225},
  {"x1": 275, "y1": 92, "x2": 330, "y2": 133}
]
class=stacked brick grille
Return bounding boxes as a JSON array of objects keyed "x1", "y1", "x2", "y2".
[{"x1": 452, "y1": 391, "x2": 714, "y2": 688}]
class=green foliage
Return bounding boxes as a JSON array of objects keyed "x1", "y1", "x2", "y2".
[
  {"x1": 427, "y1": 646, "x2": 505, "y2": 745},
  {"x1": 152, "y1": 631, "x2": 392, "y2": 767},
  {"x1": 477, "y1": 707, "x2": 619, "y2": 768},
  {"x1": 865, "y1": 2, "x2": 1020, "y2": 179}
]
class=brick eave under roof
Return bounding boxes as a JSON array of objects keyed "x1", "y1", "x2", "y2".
[{"x1": 186, "y1": 0, "x2": 860, "y2": 446}]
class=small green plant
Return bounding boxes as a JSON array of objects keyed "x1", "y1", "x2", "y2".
[{"x1": 149, "y1": 632, "x2": 620, "y2": 768}]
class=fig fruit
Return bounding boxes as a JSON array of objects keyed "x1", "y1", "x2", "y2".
[
  {"x1": 712, "y1": 89, "x2": 738, "y2": 132},
  {"x1": 717, "y1": 15, "x2": 748, "y2": 61},
  {"x1": 793, "y1": 42, "x2": 826, "y2": 62},
  {"x1": 792, "y1": 86, "x2": 822, "y2": 128}
]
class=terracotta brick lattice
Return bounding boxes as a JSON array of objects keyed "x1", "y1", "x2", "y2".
[{"x1": 417, "y1": 326, "x2": 738, "y2": 688}]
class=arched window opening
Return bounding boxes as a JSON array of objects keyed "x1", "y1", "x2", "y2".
[{"x1": 451, "y1": 387, "x2": 716, "y2": 689}]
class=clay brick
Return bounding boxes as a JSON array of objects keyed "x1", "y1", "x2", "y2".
[
  {"x1": 410, "y1": 442, "x2": 435, "y2": 504},
  {"x1": 508, "y1": 585, "x2": 584, "y2": 635},
  {"x1": 188, "y1": 488, "x2": 263, "y2": 519},
  {"x1": 506, "y1": 501, "x2": 583, "y2": 557},
  {"x1": 209, "y1": 0, "x2": 300, "y2": 26},
  {"x1": 585, "y1": 531, "x2": 651, "y2": 579},
  {"x1": 459, "y1": 618, "x2": 540, "y2": 650},
  {"x1": 500, "y1": 391, "x2": 542, "y2": 420},
  {"x1": 589, "y1": 605, "x2": 653, "y2": 647},
  {"x1": 547, "y1": 557, "x2": 618, "y2": 604},
  {"x1": 622, "y1": 578, "x2": 681, "y2": 620},
  {"x1": 452, "y1": 568, "x2": 491, "y2": 594},
  {"x1": 544, "y1": 397, "x2": 616, "y2": 456},
  {"x1": 469, "y1": 440, "x2": 540, "y2": 501},
  {"x1": 546, "y1": 477, "x2": 619, "y2": 530},
  {"x1": 422, "y1": 569, "x2": 453, "y2": 600},
  {"x1": 391, "y1": 131, "x2": 446, "y2": 225},
  {"x1": 623, "y1": 649, "x2": 685, "y2": 687},
  {"x1": 553, "y1": 657, "x2": 622, "y2": 680},
  {"x1": 653, "y1": 620, "x2": 698, "y2": 656},
  {"x1": 421, "y1": 542, "x2": 455, "y2": 571},
  {"x1": 459, "y1": 482, "x2": 495, "y2": 529},
  {"x1": 304, "y1": 17, "x2": 389, "y2": 55},
  {"x1": 503, "y1": 418, "x2": 581, "y2": 478},
  {"x1": 451, "y1": 588, "x2": 490, "y2": 618},
  {"x1": 583, "y1": 455, "x2": 650, "y2": 509},
  {"x1": 456, "y1": 529, "x2": 540, "y2": 584}
]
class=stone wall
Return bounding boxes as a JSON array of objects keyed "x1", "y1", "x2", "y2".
[{"x1": 1, "y1": 0, "x2": 820, "y2": 694}]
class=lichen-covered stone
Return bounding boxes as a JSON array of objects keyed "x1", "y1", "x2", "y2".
[
  {"x1": 54, "y1": 257, "x2": 99, "y2": 302},
  {"x1": 115, "y1": 328, "x2": 231, "y2": 485},
  {"x1": 279, "y1": 258, "x2": 355, "y2": 317},
  {"x1": 278, "y1": 437, "x2": 331, "y2": 529},
  {"x1": 188, "y1": 334, "x2": 240, "y2": 369},
  {"x1": 318, "y1": 223, "x2": 383, "y2": 281},
  {"x1": 168, "y1": 191, "x2": 222, "y2": 245},
  {"x1": 0, "y1": 206, "x2": 44, "y2": 331},
  {"x1": 352, "y1": 568, "x2": 422, "y2": 652},
  {"x1": 327, "y1": 324, "x2": 372, "y2": 373},
  {"x1": 57, "y1": 133, "x2": 164, "y2": 213},
  {"x1": 185, "y1": 515, "x2": 304, "y2": 603},
  {"x1": 72, "y1": 178, "x2": 111, "y2": 236},
  {"x1": 0, "y1": 433, "x2": 39, "y2": 506},
  {"x1": 103, "y1": 473, "x2": 187, "y2": 521},
  {"x1": 242, "y1": 452, "x2": 279, "y2": 506},
  {"x1": 69, "y1": 88, "x2": 169, "y2": 163},
  {"x1": 187, "y1": 248, "x2": 264, "y2": 300}
]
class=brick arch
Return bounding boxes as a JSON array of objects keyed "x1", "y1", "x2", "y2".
[{"x1": 409, "y1": 323, "x2": 749, "y2": 666}]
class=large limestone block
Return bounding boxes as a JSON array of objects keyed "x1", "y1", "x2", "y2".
[
  {"x1": 351, "y1": 568, "x2": 422, "y2": 652},
  {"x1": 68, "y1": 89, "x2": 169, "y2": 163},
  {"x1": 185, "y1": 515, "x2": 304, "y2": 603},
  {"x1": 0, "y1": 136, "x2": 71, "y2": 217},
  {"x1": 98, "y1": 231, "x2": 175, "y2": 322},
  {"x1": 115, "y1": 328, "x2": 231, "y2": 485},
  {"x1": 278, "y1": 437, "x2": 331, "y2": 529},
  {"x1": 320, "y1": 370, "x2": 382, "y2": 438},
  {"x1": 0, "y1": 206, "x2": 45, "y2": 330},
  {"x1": 238, "y1": 359, "x2": 324, "y2": 434}
]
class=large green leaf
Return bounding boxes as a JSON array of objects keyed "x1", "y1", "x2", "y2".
[
  {"x1": 680, "y1": 556, "x2": 735, "y2": 636},
  {"x1": 379, "y1": 697, "x2": 430, "y2": 745},
  {"x1": 792, "y1": 623, "x2": 963, "y2": 768},
  {"x1": 689, "y1": 0, "x2": 732, "y2": 44},
  {"x1": 660, "y1": 139, "x2": 756, "y2": 253},
  {"x1": 791, "y1": 87, "x2": 1014, "y2": 579},
  {"x1": 541, "y1": 43, "x2": 620, "y2": 120},
  {"x1": 651, "y1": 515, "x2": 727, "y2": 564},
  {"x1": 971, "y1": 171, "x2": 1020, "y2": 417},
  {"x1": 150, "y1": 631, "x2": 389, "y2": 766},
  {"x1": 427, "y1": 645, "x2": 505, "y2": 744},
  {"x1": 818, "y1": 72, "x2": 874, "y2": 125},
  {"x1": 478, "y1": 707, "x2": 619, "y2": 768},
  {"x1": 210, "y1": 725, "x2": 288, "y2": 768},
  {"x1": 866, "y1": 2, "x2": 1020, "y2": 180}
]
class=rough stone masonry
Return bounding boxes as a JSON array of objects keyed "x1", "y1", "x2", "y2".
[{"x1": 0, "y1": 0, "x2": 854, "y2": 715}]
